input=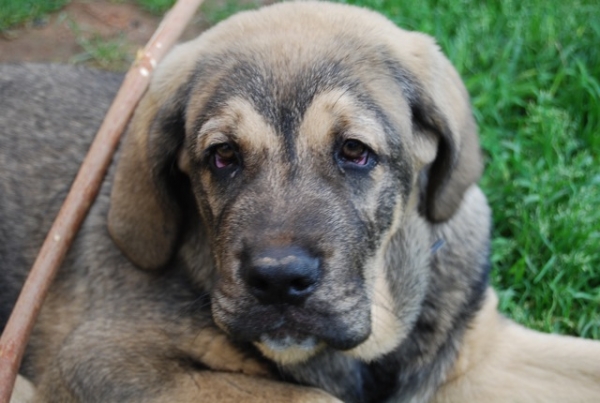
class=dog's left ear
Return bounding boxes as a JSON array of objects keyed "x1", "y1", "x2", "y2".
[{"x1": 392, "y1": 32, "x2": 483, "y2": 222}]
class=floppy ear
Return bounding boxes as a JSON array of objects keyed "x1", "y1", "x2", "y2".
[
  {"x1": 108, "y1": 85, "x2": 189, "y2": 270},
  {"x1": 394, "y1": 32, "x2": 483, "y2": 222}
]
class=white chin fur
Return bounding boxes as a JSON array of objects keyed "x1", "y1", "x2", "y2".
[{"x1": 255, "y1": 335, "x2": 323, "y2": 365}]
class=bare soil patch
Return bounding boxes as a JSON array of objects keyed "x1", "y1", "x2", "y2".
[{"x1": 0, "y1": 0, "x2": 210, "y2": 69}]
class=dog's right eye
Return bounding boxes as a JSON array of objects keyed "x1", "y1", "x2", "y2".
[{"x1": 209, "y1": 143, "x2": 240, "y2": 171}]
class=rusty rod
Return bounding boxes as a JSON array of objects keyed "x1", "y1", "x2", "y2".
[{"x1": 0, "y1": 0, "x2": 204, "y2": 401}]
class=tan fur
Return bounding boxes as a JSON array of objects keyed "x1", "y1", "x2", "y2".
[
  {"x1": 297, "y1": 89, "x2": 388, "y2": 155},
  {"x1": 108, "y1": 91, "x2": 179, "y2": 270},
  {"x1": 434, "y1": 289, "x2": 600, "y2": 402},
  {"x1": 180, "y1": 328, "x2": 269, "y2": 377},
  {"x1": 346, "y1": 262, "x2": 405, "y2": 361},
  {"x1": 146, "y1": 372, "x2": 341, "y2": 403},
  {"x1": 9, "y1": 375, "x2": 35, "y2": 403},
  {"x1": 4, "y1": 2, "x2": 598, "y2": 402},
  {"x1": 194, "y1": 97, "x2": 280, "y2": 156}
]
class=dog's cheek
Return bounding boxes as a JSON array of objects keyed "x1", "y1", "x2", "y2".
[
  {"x1": 345, "y1": 261, "x2": 405, "y2": 360},
  {"x1": 351, "y1": 164, "x2": 410, "y2": 246},
  {"x1": 342, "y1": 168, "x2": 416, "y2": 358},
  {"x1": 188, "y1": 169, "x2": 233, "y2": 237}
]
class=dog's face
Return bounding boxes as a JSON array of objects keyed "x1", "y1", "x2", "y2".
[
  {"x1": 108, "y1": 2, "x2": 481, "y2": 364},
  {"x1": 182, "y1": 53, "x2": 416, "y2": 362}
]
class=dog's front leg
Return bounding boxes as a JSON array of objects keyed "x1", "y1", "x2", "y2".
[
  {"x1": 31, "y1": 319, "x2": 340, "y2": 403},
  {"x1": 145, "y1": 371, "x2": 341, "y2": 403}
]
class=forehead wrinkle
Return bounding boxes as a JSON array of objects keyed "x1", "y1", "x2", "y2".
[
  {"x1": 228, "y1": 55, "x2": 357, "y2": 149},
  {"x1": 190, "y1": 49, "x2": 381, "y2": 167},
  {"x1": 268, "y1": 61, "x2": 348, "y2": 163}
]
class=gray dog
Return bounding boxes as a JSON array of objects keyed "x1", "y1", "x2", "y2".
[{"x1": 1, "y1": 2, "x2": 599, "y2": 402}]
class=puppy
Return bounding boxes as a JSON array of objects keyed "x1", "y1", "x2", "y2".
[{"x1": 1, "y1": 2, "x2": 599, "y2": 402}]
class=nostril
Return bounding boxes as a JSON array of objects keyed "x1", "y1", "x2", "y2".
[{"x1": 290, "y1": 277, "x2": 314, "y2": 293}]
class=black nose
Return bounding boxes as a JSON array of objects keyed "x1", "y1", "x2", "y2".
[{"x1": 242, "y1": 246, "x2": 321, "y2": 305}]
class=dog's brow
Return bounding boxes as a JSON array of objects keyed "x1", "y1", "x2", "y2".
[
  {"x1": 194, "y1": 97, "x2": 280, "y2": 157},
  {"x1": 297, "y1": 89, "x2": 388, "y2": 156}
]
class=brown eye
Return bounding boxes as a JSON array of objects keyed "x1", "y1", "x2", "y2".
[
  {"x1": 339, "y1": 139, "x2": 369, "y2": 165},
  {"x1": 213, "y1": 143, "x2": 238, "y2": 169}
]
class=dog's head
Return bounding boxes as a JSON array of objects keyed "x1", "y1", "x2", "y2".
[{"x1": 108, "y1": 2, "x2": 481, "y2": 365}]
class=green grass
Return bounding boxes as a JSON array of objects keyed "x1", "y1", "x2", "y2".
[
  {"x1": 200, "y1": 0, "x2": 262, "y2": 25},
  {"x1": 0, "y1": 0, "x2": 183, "y2": 29},
  {"x1": 339, "y1": 0, "x2": 600, "y2": 339},
  {"x1": 66, "y1": 19, "x2": 132, "y2": 71},
  {"x1": 136, "y1": 0, "x2": 175, "y2": 15},
  {"x1": 71, "y1": 33, "x2": 131, "y2": 71},
  {"x1": 136, "y1": 0, "x2": 263, "y2": 24},
  {"x1": 0, "y1": 0, "x2": 68, "y2": 31}
]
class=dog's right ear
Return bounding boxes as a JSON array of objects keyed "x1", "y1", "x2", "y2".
[{"x1": 108, "y1": 84, "x2": 189, "y2": 270}]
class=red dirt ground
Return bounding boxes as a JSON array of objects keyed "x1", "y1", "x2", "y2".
[{"x1": 0, "y1": 0, "x2": 210, "y2": 68}]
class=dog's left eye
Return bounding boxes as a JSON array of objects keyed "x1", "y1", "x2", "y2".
[
  {"x1": 209, "y1": 143, "x2": 240, "y2": 170},
  {"x1": 338, "y1": 139, "x2": 371, "y2": 166}
]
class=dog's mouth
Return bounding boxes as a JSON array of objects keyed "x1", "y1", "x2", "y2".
[
  {"x1": 211, "y1": 286, "x2": 372, "y2": 364},
  {"x1": 209, "y1": 241, "x2": 375, "y2": 364}
]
